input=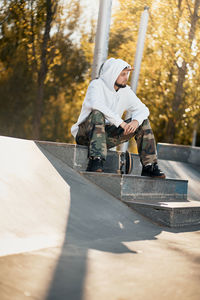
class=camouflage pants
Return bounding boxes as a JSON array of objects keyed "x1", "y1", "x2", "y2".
[{"x1": 76, "y1": 110, "x2": 157, "y2": 166}]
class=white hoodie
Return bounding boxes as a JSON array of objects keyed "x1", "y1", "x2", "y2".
[{"x1": 71, "y1": 58, "x2": 149, "y2": 137}]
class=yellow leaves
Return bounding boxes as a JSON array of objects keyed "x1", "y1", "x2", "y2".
[
  {"x1": 108, "y1": 0, "x2": 200, "y2": 142},
  {"x1": 47, "y1": 53, "x2": 62, "y2": 72},
  {"x1": 52, "y1": 54, "x2": 61, "y2": 65},
  {"x1": 159, "y1": 114, "x2": 169, "y2": 122},
  {"x1": 80, "y1": 33, "x2": 94, "y2": 63}
]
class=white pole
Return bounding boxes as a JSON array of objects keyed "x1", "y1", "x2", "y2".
[
  {"x1": 91, "y1": 0, "x2": 113, "y2": 80},
  {"x1": 131, "y1": 6, "x2": 149, "y2": 93},
  {"x1": 121, "y1": 6, "x2": 149, "y2": 152}
]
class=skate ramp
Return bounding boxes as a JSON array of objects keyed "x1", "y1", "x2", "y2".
[
  {"x1": 1, "y1": 135, "x2": 199, "y2": 257},
  {"x1": 158, "y1": 159, "x2": 200, "y2": 201},
  {"x1": 1, "y1": 136, "x2": 200, "y2": 300},
  {"x1": 0, "y1": 135, "x2": 161, "y2": 257},
  {"x1": 0, "y1": 136, "x2": 71, "y2": 256}
]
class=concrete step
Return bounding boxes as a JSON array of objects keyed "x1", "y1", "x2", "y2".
[
  {"x1": 81, "y1": 172, "x2": 188, "y2": 202},
  {"x1": 37, "y1": 141, "x2": 200, "y2": 227},
  {"x1": 36, "y1": 141, "x2": 142, "y2": 175},
  {"x1": 126, "y1": 200, "x2": 200, "y2": 227},
  {"x1": 81, "y1": 172, "x2": 200, "y2": 227}
]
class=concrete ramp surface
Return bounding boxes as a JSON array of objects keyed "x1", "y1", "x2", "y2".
[
  {"x1": 0, "y1": 136, "x2": 70, "y2": 256},
  {"x1": 0, "y1": 136, "x2": 200, "y2": 300}
]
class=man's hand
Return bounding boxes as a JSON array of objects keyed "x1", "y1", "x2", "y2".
[{"x1": 120, "y1": 120, "x2": 139, "y2": 135}]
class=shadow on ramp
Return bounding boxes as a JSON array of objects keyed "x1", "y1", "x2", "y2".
[{"x1": 36, "y1": 144, "x2": 164, "y2": 300}]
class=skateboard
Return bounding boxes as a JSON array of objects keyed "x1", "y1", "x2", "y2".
[{"x1": 117, "y1": 151, "x2": 133, "y2": 174}]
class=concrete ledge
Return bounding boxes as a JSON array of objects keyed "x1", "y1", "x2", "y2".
[
  {"x1": 122, "y1": 175, "x2": 188, "y2": 202},
  {"x1": 126, "y1": 201, "x2": 200, "y2": 227},
  {"x1": 36, "y1": 141, "x2": 76, "y2": 168},
  {"x1": 157, "y1": 143, "x2": 200, "y2": 166},
  {"x1": 35, "y1": 140, "x2": 199, "y2": 228},
  {"x1": 81, "y1": 172, "x2": 188, "y2": 203},
  {"x1": 80, "y1": 172, "x2": 122, "y2": 199},
  {"x1": 189, "y1": 147, "x2": 200, "y2": 165},
  {"x1": 36, "y1": 141, "x2": 142, "y2": 175},
  {"x1": 81, "y1": 171, "x2": 200, "y2": 227}
]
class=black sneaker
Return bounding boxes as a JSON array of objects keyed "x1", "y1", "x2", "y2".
[
  {"x1": 141, "y1": 163, "x2": 166, "y2": 179},
  {"x1": 86, "y1": 157, "x2": 104, "y2": 172}
]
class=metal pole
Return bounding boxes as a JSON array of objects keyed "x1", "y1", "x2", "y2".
[
  {"x1": 131, "y1": 6, "x2": 149, "y2": 92},
  {"x1": 91, "y1": 0, "x2": 113, "y2": 80},
  {"x1": 121, "y1": 7, "x2": 149, "y2": 152}
]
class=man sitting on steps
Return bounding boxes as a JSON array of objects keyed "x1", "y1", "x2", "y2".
[{"x1": 71, "y1": 57, "x2": 165, "y2": 179}]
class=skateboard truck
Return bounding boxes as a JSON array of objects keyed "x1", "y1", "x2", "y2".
[{"x1": 117, "y1": 151, "x2": 133, "y2": 175}]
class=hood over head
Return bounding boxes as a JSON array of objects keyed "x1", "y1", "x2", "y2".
[{"x1": 99, "y1": 58, "x2": 132, "y2": 92}]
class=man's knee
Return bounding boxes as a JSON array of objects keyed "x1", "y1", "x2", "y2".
[
  {"x1": 90, "y1": 110, "x2": 105, "y2": 125},
  {"x1": 141, "y1": 119, "x2": 151, "y2": 130},
  {"x1": 135, "y1": 119, "x2": 153, "y2": 140}
]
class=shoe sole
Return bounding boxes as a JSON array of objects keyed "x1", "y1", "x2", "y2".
[
  {"x1": 86, "y1": 169, "x2": 103, "y2": 173},
  {"x1": 151, "y1": 174, "x2": 166, "y2": 179},
  {"x1": 141, "y1": 174, "x2": 166, "y2": 179}
]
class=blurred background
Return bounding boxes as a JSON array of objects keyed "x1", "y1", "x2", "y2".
[{"x1": 0, "y1": 0, "x2": 199, "y2": 146}]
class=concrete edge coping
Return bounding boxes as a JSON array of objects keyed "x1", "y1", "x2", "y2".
[
  {"x1": 36, "y1": 140, "x2": 141, "y2": 156},
  {"x1": 125, "y1": 201, "x2": 200, "y2": 210},
  {"x1": 123, "y1": 174, "x2": 188, "y2": 183},
  {"x1": 80, "y1": 171, "x2": 121, "y2": 177},
  {"x1": 157, "y1": 142, "x2": 200, "y2": 150},
  {"x1": 36, "y1": 140, "x2": 77, "y2": 148},
  {"x1": 81, "y1": 171, "x2": 188, "y2": 183}
]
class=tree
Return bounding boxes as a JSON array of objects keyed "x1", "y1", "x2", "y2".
[
  {"x1": 32, "y1": 0, "x2": 58, "y2": 139},
  {"x1": 165, "y1": 0, "x2": 200, "y2": 143},
  {"x1": 0, "y1": 0, "x2": 91, "y2": 141},
  {"x1": 109, "y1": 0, "x2": 200, "y2": 145}
]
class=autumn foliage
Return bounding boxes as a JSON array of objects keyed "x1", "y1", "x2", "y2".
[{"x1": 0, "y1": 0, "x2": 199, "y2": 145}]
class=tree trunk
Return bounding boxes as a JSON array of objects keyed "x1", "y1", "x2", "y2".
[
  {"x1": 32, "y1": 0, "x2": 57, "y2": 139},
  {"x1": 166, "y1": 60, "x2": 187, "y2": 142}
]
